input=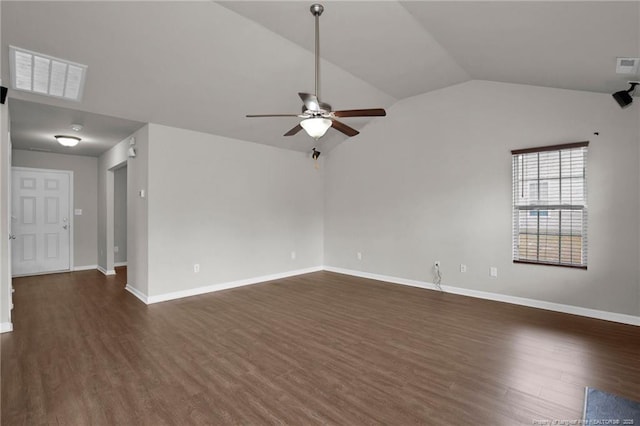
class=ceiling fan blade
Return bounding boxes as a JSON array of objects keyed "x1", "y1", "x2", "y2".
[
  {"x1": 284, "y1": 124, "x2": 303, "y2": 136},
  {"x1": 333, "y1": 108, "x2": 386, "y2": 118},
  {"x1": 331, "y1": 119, "x2": 359, "y2": 137},
  {"x1": 299, "y1": 92, "x2": 321, "y2": 111},
  {"x1": 246, "y1": 114, "x2": 300, "y2": 118}
]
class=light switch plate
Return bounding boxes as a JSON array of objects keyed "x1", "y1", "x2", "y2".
[{"x1": 74, "y1": 209, "x2": 82, "y2": 215}]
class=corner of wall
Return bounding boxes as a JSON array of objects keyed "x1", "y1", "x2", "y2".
[
  {"x1": 125, "y1": 283, "x2": 148, "y2": 304},
  {"x1": 126, "y1": 124, "x2": 149, "y2": 297}
]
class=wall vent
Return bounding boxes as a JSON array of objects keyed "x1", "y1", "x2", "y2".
[
  {"x1": 9, "y1": 46, "x2": 87, "y2": 101},
  {"x1": 616, "y1": 57, "x2": 640, "y2": 74}
]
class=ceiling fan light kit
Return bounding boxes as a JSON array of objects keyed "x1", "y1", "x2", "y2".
[
  {"x1": 246, "y1": 4, "x2": 386, "y2": 142},
  {"x1": 300, "y1": 117, "x2": 332, "y2": 139}
]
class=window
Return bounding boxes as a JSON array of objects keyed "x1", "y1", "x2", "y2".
[{"x1": 512, "y1": 142, "x2": 588, "y2": 269}]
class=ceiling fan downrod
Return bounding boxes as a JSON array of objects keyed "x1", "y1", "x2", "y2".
[
  {"x1": 310, "y1": 4, "x2": 324, "y2": 101},
  {"x1": 244, "y1": 3, "x2": 385, "y2": 140}
]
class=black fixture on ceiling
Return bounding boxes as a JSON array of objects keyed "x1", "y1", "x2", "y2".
[{"x1": 612, "y1": 81, "x2": 639, "y2": 108}]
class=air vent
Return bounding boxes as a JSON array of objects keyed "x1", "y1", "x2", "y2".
[
  {"x1": 616, "y1": 57, "x2": 640, "y2": 75},
  {"x1": 9, "y1": 46, "x2": 87, "y2": 101}
]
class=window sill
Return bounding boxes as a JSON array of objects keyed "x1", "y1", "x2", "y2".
[{"x1": 513, "y1": 260, "x2": 587, "y2": 270}]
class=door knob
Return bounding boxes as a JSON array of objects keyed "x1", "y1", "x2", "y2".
[
  {"x1": 63, "y1": 225, "x2": 68, "y2": 230},
  {"x1": 9, "y1": 234, "x2": 16, "y2": 240}
]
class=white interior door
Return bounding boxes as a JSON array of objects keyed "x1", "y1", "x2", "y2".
[{"x1": 11, "y1": 168, "x2": 72, "y2": 276}]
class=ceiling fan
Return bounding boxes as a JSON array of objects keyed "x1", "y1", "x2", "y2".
[{"x1": 246, "y1": 3, "x2": 386, "y2": 141}]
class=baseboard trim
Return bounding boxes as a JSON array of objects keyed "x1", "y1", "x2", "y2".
[
  {"x1": 114, "y1": 262, "x2": 127, "y2": 267},
  {"x1": 1, "y1": 322, "x2": 13, "y2": 333},
  {"x1": 147, "y1": 266, "x2": 324, "y2": 304},
  {"x1": 97, "y1": 266, "x2": 116, "y2": 276},
  {"x1": 323, "y1": 266, "x2": 640, "y2": 327},
  {"x1": 125, "y1": 284, "x2": 148, "y2": 304},
  {"x1": 72, "y1": 264, "x2": 98, "y2": 272}
]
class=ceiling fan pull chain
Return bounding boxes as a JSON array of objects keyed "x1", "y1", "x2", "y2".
[{"x1": 312, "y1": 147, "x2": 321, "y2": 170}]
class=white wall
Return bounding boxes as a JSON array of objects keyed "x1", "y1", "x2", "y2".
[
  {"x1": 114, "y1": 166, "x2": 127, "y2": 264},
  {"x1": 146, "y1": 124, "x2": 323, "y2": 297},
  {"x1": 3, "y1": 81, "x2": 637, "y2": 322},
  {"x1": 324, "y1": 80, "x2": 640, "y2": 316},
  {"x1": 12, "y1": 150, "x2": 98, "y2": 268}
]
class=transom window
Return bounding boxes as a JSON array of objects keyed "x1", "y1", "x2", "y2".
[{"x1": 512, "y1": 142, "x2": 588, "y2": 269}]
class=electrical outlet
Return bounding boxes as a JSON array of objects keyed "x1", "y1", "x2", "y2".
[
  {"x1": 490, "y1": 267, "x2": 498, "y2": 277},
  {"x1": 194, "y1": 264, "x2": 200, "y2": 273},
  {"x1": 434, "y1": 261, "x2": 440, "y2": 267},
  {"x1": 291, "y1": 251, "x2": 296, "y2": 260},
  {"x1": 460, "y1": 264, "x2": 467, "y2": 273},
  {"x1": 357, "y1": 252, "x2": 362, "y2": 261}
]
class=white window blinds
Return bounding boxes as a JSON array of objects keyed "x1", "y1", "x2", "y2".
[{"x1": 512, "y1": 142, "x2": 588, "y2": 269}]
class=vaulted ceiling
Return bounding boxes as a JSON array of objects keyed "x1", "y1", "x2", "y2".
[{"x1": 2, "y1": 1, "x2": 638, "y2": 155}]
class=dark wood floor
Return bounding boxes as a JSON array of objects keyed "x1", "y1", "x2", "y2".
[{"x1": 2, "y1": 269, "x2": 639, "y2": 425}]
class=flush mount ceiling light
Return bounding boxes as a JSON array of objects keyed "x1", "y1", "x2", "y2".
[
  {"x1": 612, "y1": 81, "x2": 639, "y2": 108},
  {"x1": 246, "y1": 4, "x2": 386, "y2": 141},
  {"x1": 10, "y1": 46, "x2": 88, "y2": 101},
  {"x1": 55, "y1": 135, "x2": 81, "y2": 147}
]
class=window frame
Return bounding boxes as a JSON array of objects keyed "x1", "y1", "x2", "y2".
[{"x1": 511, "y1": 141, "x2": 589, "y2": 270}]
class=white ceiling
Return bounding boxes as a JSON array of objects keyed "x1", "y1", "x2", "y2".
[
  {"x1": 1, "y1": 1, "x2": 638, "y2": 155},
  {"x1": 401, "y1": 1, "x2": 640, "y2": 95},
  {"x1": 9, "y1": 99, "x2": 144, "y2": 157},
  {"x1": 219, "y1": 1, "x2": 470, "y2": 99}
]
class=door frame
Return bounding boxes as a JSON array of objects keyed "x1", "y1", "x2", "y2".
[
  {"x1": 11, "y1": 166, "x2": 74, "y2": 275},
  {"x1": 105, "y1": 160, "x2": 127, "y2": 275},
  {"x1": 2, "y1": 126, "x2": 13, "y2": 332}
]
